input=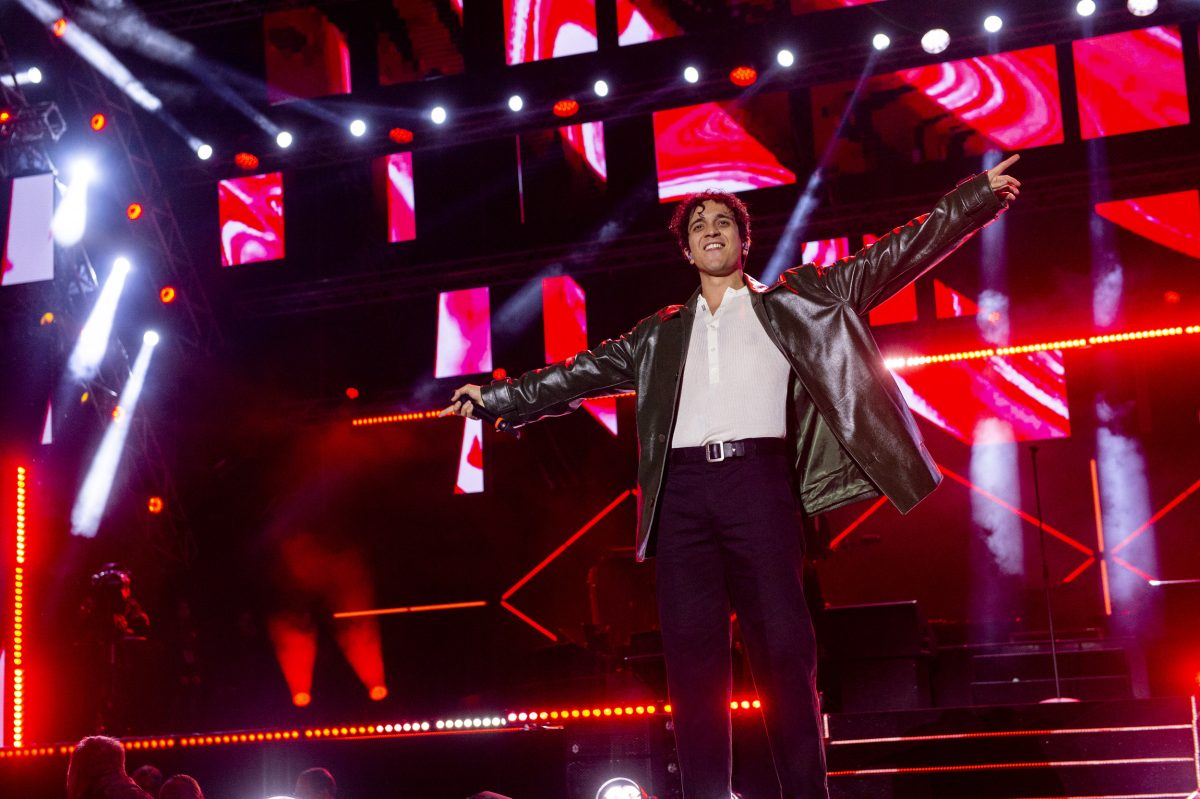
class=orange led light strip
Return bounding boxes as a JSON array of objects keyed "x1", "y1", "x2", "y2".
[
  {"x1": 332, "y1": 600, "x2": 488, "y2": 619},
  {"x1": 351, "y1": 392, "x2": 637, "y2": 428},
  {"x1": 11, "y1": 466, "x2": 27, "y2": 748}
]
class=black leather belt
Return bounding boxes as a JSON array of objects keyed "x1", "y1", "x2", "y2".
[{"x1": 670, "y1": 437, "x2": 787, "y2": 464}]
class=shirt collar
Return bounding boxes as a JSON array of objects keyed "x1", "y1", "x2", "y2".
[{"x1": 697, "y1": 284, "x2": 750, "y2": 316}]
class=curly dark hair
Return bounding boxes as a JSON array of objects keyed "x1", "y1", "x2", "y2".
[{"x1": 668, "y1": 190, "x2": 752, "y2": 256}]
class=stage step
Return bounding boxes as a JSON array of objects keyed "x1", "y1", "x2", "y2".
[{"x1": 826, "y1": 697, "x2": 1200, "y2": 799}]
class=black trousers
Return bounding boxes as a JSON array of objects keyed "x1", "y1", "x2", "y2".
[{"x1": 655, "y1": 446, "x2": 829, "y2": 799}]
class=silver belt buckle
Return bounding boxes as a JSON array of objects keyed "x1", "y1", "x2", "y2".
[{"x1": 705, "y1": 442, "x2": 726, "y2": 463}]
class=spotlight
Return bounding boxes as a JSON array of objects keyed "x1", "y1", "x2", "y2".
[
  {"x1": 349, "y1": 119, "x2": 367, "y2": 137},
  {"x1": 143, "y1": 330, "x2": 159, "y2": 346},
  {"x1": 984, "y1": 15, "x2": 1003, "y2": 32},
  {"x1": 683, "y1": 65, "x2": 700, "y2": 83},
  {"x1": 507, "y1": 95, "x2": 524, "y2": 112},
  {"x1": 552, "y1": 99, "x2": 579, "y2": 117},
  {"x1": 344, "y1": 386, "x2": 359, "y2": 399},
  {"x1": 25, "y1": 67, "x2": 42, "y2": 85},
  {"x1": 595, "y1": 777, "x2": 647, "y2": 799},
  {"x1": 389, "y1": 127, "x2": 414, "y2": 144},
  {"x1": 872, "y1": 33, "x2": 891, "y2": 50},
  {"x1": 90, "y1": 113, "x2": 107, "y2": 131},
  {"x1": 71, "y1": 159, "x2": 96, "y2": 183},
  {"x1": 147, "y1": 496, "x2": 163, "y2": 514},
  {"x1": 276, "y1": 130, "x2": 293, "y2": 148},
  {"x1": 776, "y1": 48, "x2": 795, "y2": 67},
  {"x1": 1127, "y1": 0, "x2": 1156, "y2": 14},
  {"x1": 369, "y1": 685, "x2": 387, "y2": 701},
  {"x1": 160, "y1": 286, "x2": 176, "y2": 304},
  {"x1": 126, "y1": 202, "x2": 143, "y2": 220},
  {"x1": 593, "y1": 79, "x2": 609, "y2": 97},
  {"x1": 293, "y1": 692, "x2": 311, "y2": 707},
  {"x1": 430, "y1": 106, "x2": 447, "y2": 125},
  {"x1": 234, "y1": 152, "x2": 260, "y2": 171},
  {"x1": 921, "y1": 28, "x2": 950, "y2": 54},
  {"x1": 729, "y1": 66, "x2": 757, "y2": 87},
  {"x1": 52, "y1": 18, "x2": 67, "y2": 37},
  {"x1": 196, "y1": 143, "x2": 213, "y2": 161},
  {"x1": 1076, "y1": 0, "x2": 1096, "y2": 15}
]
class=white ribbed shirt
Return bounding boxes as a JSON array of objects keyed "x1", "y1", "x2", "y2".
[{"x1": 670, "y1": 285, "x2": 792, "y2": 448}]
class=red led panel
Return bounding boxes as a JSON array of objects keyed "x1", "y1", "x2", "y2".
[
  {"x1": 1074, "y1": 26, "x2": 1189, "y2": 140},
  {"x1": 654, "y1": 100, "x2": 797, "y2": 203},
  {"x1": 264, "y1": 8, "x2": 352, "y2": 103},
  {"x1": 218, "y1": 172, "x2": 285, "y2": 267},
  {"x1": 892, "y1": 350, "x2": 1070, "y2": 444},
  {"x1": 455, "y1": 418, "x2": 484, "y2": 494},
  {"x1": 801, "y1": 237, "x2": 849, "y2": 267},
  {"x1": 2, "y1": 174, "x2": 55, "y2": 286},
  {"x1": 542, "y1": 275, "x2": 618, "y2": 435},
  {"x1": 934, "y1": 279, "x2": 979, "y2": 319},
  {"x1": 385, "y1": 152, "x2": 416, "y2": 243},
  {"x1": 869, "y1": 284, "x2": 918, "y2": 327},
  {"x1": 504, "y1": 0, "x2": 598, "y2": 65},
  {"x1": 435, "y1": 287, "x2": 493, "y2": 378},
  {"x1": 1094, "y1": 189, "x2": 1200, "y2": 260},
  {"x1": 615, "y1": 0, "x2": 667, "y2": 46},
  {"x1": 560, "y1": 122, "x2": 607, "y2": 181}
]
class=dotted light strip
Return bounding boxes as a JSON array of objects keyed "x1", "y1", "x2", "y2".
[
  {"x1": 352, "y1": 392, "x2": 637, "y2": 428},
  {"x1": 11, "y1": 466, "x2": 27, "y2": 748},
  {"x1": 0, "y1": 701, "x2": 780, "y2": 756}
]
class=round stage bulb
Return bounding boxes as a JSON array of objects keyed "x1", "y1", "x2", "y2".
[
  {"x1": 70, "y1": 159, "x2": 96, "y2": 183},
  {"x1": 113, "y1": 257, "x2": 131, "y2": 274},
  {"x1": 983, "y1": 15, "x2": 1003, "y2": 32},
  {"x1": 196, "y1": 143, "x2": 213, "y2": 160},
  {"x1": 507, "y1": 95, "x2": 524, "y2": 112},
  {"x1": 430, "y1": 106, "x2": 447, "y2": 124},
  {"x1": 1127, "y1": 0, "x2": 1156, "y2": 14},
  {"x1": 921, "y1": 28, "x2": 950, "y2": 55},
  {"x1": 275, "y1": 130, "x2": 292, "y2": 148},
  {"x1": 872, "y1": 33, "x2": 891, "y2": 51},
  {"x1": 26, "y1": 67, "x2": 43, "y2": 84},
  {"x1": 776, "y1": 49, "x2": 795, "y2": 67},
  {"x1": 143, "y1": 331, "x2": 160, "y2": 346},
  {"x1": 593, "y1": 79, "x2": 609, "y2": 97},
  {"x1": 349, "y1": 119, "x2": 366, "y2": 137},
  {"x1": 683, "y1": 66, "x2": 699, "y2": 84},
  {"x1": 1076, "y1": 0, "x2": 1096, "y2": 16}
]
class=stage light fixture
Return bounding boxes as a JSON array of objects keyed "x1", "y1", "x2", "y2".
[
  {"x1": 430, "y1": 106, "x2": 447, "y2": 124},
  {"x1": 872, "y1": 33, "x2": 891, "y2": 50},
  {"x1": 921, "y1": 28, "x2": 950, "y2": 54},
  {"x1": 196, "y1": 143, "x2": 213, "y2": 161},
  {"x1": 144, "y1": 330, "x2": 160, "y2": 346},
  {"x1": 126, "y1": 202, "x2": 142, "y2": 220},
  {"x1": 683, "y1": 65, "x2": 700, "y2": 83},
  {"x1": 147, "y1": 496, "x2": 163, "y2": 514},
  {"x1": 349, "y1": 119, "x2": 367, "y2": 137},
  {"x1": 0, "y1": 110, "x2": 10, "y2": 123},
  {"x1": 389, "y1": 127, "x2": 414, "y2": 144},
  {"x1": 39, "y1": 312, "x2": 54, "y2": 325},
  {"x1": 52, "y1": 18, "x2": 67, "y2": 37},
  {"x1": 345, "y1": 387, "x2": 359, "y2": 399},
  {"x1": 293, "y1": 692, "x2": 311, "y2": 707},
  {"x1": 776, "y1": 48, "x2": 795, "y2": 67},
  {"x1": 160, "y1": 286, "x2": 176, "y2": 303},
  {"x1": 90, "y1": 113, "x2": 106, "y2": 131},
  {"x1": 507, "y1": 95, "x2": 524, "y2": 112},
  {"x1": 552, "y1": 99, "x2": 579, "y2": 117},
  {"x1": 51, "y1": 160, "x2": 96, "y2": 247},
  {"x1": 593, "y1": 79, "x2": 609, "y2": 97},
  {"x1": 369, "y1": 685, "x2": 387, "y2": 701},
  {"x1": 1076, "y1": 0, "x2": 1096, "y2": 16},
  {"x1": 276, "y1": 130, "x2": 293, "y2": 148},
  {"x1": 984, "y1": 15, "x2": 1003, "y2": 32},
  {"x1": 1127, "y1": 0, "x2": 1156, "y2": 14},
  {"x1": 729, "y1": 66, "x2": 757, "y2": 87},
  {"x1": 595, "y1": 777, "x2": 647, "y2": 799},
  {"x1": 234, "y1": 152, "x2": 260, "y2": 171},
  {"x1": 24, "y1": 67, "x2": 42, "y2": 85}
]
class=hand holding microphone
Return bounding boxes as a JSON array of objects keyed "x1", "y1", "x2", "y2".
[{"x1": 438, "y1": 384, "x2": 519, "y2": 436}]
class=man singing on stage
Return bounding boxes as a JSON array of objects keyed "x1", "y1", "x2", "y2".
[{"x1": 441, "y1": 155, "x2": 1021, "y2": 798}]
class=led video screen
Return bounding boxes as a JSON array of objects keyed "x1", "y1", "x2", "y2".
[
  {"x1": 264, "y1": 8, "x2": 352, "y2": 103},
  {"x1": 812, "y1": 45, "x2": 1063, "y2": 174},
  {"x1": 435, "y1": 286, "x2": 493, "y2": 378},
  {"x1": 384, "y1": 152, "x2": 416, "y2": 244},
  {"x1": 617, "y1": 0, "x2": 788, "y2": 44},
  {"x1": 218, "y1": 172, "x2": 285, "y2": 267},
  {"x1": 1095, "y1": 189, "x2": 1200, "y2": 260},
  {"x1": 504, "y1": 0, "x2": 598, "y2": 65},
  {"x1": 653, "y1": 92, "x2": 798, "y2": 203},
  {"x1": 2, "y1": 173, "x2": 55, "y2": 286},
  {"x1": 378, "y1": 0, "x2": 465, "y2": 85},
  {"x1": 1073, "y1": 26, "x2": 1189, "y2": 140}
]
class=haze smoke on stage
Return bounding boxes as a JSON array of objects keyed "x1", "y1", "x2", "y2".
[
  {"x1": 1095, "y1": 399, "x2": 1155, "y2": 614},
  {"x1": 970, "y1": 421, "x2": 1024, "y2": 577},
  {"x1": 71, "y1": 331, "x2": 161, "y2": 537},
  {"x1": 68, "y1": 257, "x2": 131, "y2": 381},
  {"x1": 50, "y1": 160, "x2": 95, "y2": 248}
]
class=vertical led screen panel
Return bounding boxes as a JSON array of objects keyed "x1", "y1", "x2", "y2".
[
  {"x1": 934, "y1": 279, "x2": 979, "y2": 319},
  {"x1": 2, "y1": 174, "x2": 55, "y2": 286},
  {"x1": 560, "y1": 122, "x2": 607, "y2": 182},
  {"x1": 456, "y1": 417, "x2": 484, "y2": 494},
  {"x1": 813, "y1": 45, "x2": 1063, "y2": 174},
  {"x1": 617, "y1": 0, "x2": 785, "y2": 44},
  {"x1": 800, "y1": 237, "x2": 849, "y2": 267},
  {"x1": 504, "y1": 0, "x2": 598, "y2": 65},
  {"x1": 654, "y1": 93, "x2": 798, "y2": 203},
  {"x1": 1094, "y1": 190, "x2": 1200, "y2": 260},
  {"x1": 385, "y1": 152, "x2": 416, "y2": 243},
  {"x1": 893, "y1": 351, "x2": 1071, "y2": 444},
  {"x1": 435, "y1": 287, "x2": 493, "y2": 378},
  {"x1": 264, "y1": 7, "x2": 352, "y2": 103},
  {"x1": 378, "y1": 1, "x2": 464, "y2": 85},
  {"x1": 1074, "y1": 26, "x2": 1189, "y2": 139},
  {"x1": 542, "y1": 275, "x2": 618, "y2": 435},
  {"x1": 219, "y1": 172, "x2": 285, "y2": 267}
]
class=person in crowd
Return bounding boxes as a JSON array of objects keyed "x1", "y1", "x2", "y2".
[
  {"x1": 66, "y1": 736, "x2": 153, "y2": 799},
  {"x1": 294, "y1": 767, "x2": 337, "y2": 799},
  {"x1": 159, "y1": 774, "x2": 204, "y2": 799},
  {"x1": 130, "y1": 765, "x2": 163, "y2": 798}
]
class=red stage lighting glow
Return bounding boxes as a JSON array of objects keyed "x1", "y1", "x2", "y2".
[
  {"x1": 0, "y1": 110, "x2": 11, "y2": 123},
  {"x1": 345, "y1": 387, "x2": 359, "y2": 399},
  {"x1": 126, "y1": 203, "x2": 143, "y2": 220},
  {"x1": 52, "y1": 18, "x2": 67, "y2": 36},
  {"x1": 1165, "y1": 291, "x2": 1181, "y2": 304},
  {"x1": 730, "y1": 66, "x2": 758, "y2": 86},
  {"x1": 552, "y1": 99, "x2": 580, "y2": 117},
  {"x1": 159, "y1": 286, "x2": 176, "y2": 304},
  {"x1": 234, "y1": 152, "x2": 260, "y2": 171},
  {"x1": 388, "y1": 127, "x2": 414, "y2": 144},
  {"x1": 292, "y1": 692, "x2": 311, "y2": 707},
  {"x1": 369, "y1": 686, "x2": 387, "y2": 701},
  {"x1": 12, "y1": 466, "x2": 28, "y2": 748},
  {"x1": 147, "y1": 496, "x2": 164, "y2": 514},
  {"x1": 90, "y1": 113, "x2": 106, "y2": 131},
  {"x1": 492, "y1": 367, "x2": 507, "y2": 379},
  {"x1": 39, "y1": 312, "x2": 54, "y2": 325}
]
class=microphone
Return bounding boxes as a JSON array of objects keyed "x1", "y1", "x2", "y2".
[{"x1": 456, "y1": 395, "x2": 520, "y2": 438}]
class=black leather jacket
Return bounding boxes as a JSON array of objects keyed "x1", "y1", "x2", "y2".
[{"x1": 481, "y1": 173, "x2": 1006, "y2": 561}]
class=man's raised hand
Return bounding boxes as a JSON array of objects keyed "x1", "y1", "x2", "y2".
[
  {"x1": 987, "y1": 153, "x2": 1021, "y2": 204},
  {"x1": 439, "y1": 384, "x2": 484, "y2": 418}
]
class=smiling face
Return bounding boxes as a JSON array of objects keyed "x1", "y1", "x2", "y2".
[{"x1": 685, "y1": 200, "x2": 745, "y2": 277}]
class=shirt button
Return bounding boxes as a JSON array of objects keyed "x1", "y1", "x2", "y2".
[{"x1": 656, "y1": 433, "x2": 666, "y2": 443}]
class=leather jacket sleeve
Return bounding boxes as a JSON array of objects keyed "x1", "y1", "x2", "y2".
[
  {"x1": 479, "y1": 323, "x2": 640, "y2": 426},
  {"x1": 805, "y1": 172, "x2": 1005, "y2": 314}
]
